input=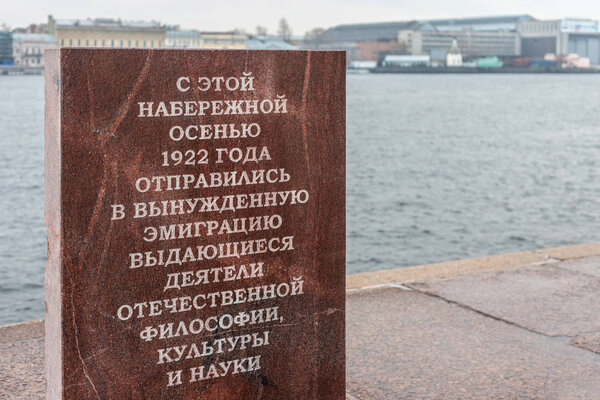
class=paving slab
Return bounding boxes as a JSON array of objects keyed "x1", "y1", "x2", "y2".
[
  {"x1": 0, "y1": 320, "x2": 43, "y2": 343},
  {"x1": 347, "y1": 287, "x2": 600, "y2": 400},
  {"x1": 556, "y1": 256, "x2": 600, "y2": 279},
  {"x1": 409, "y1": 263, "x2": 600, "y2": 337}
]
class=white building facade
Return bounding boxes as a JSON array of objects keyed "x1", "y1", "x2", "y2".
[{"x1": 12, "y1": 33, "x2": 56, "y2": 67}]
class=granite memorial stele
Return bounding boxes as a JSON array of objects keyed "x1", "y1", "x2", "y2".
[{"x1": 44, "y1": 48, "x2": 345, "y2": 399}]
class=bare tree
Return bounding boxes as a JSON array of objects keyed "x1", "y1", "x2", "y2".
[
  {"x1": 277, "y1": 18, "x2": 292, "y2": 41},
  {"x1": 304, "y1": 27, "x2": 325, "y2": 43},
  {"x1": 255, "y1": 25, "x2": 268, "y2": 36}
]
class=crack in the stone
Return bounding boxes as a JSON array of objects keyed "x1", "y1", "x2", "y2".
[
  {"x1": 406, "y1": 284, "x2": 551, "y2": 337},
  {"x1": 107, "y1": 50, "x2": 153, "y2": 135},
  {"x1": 300, "y1": 51, "x2": 312, "y2": 178}
]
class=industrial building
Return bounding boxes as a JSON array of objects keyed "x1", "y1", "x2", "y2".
[
  {"x1": 313, "y1": 15, "x2": 600, "y2": 68},
  {"x1": 318, "y1": 20, "x2": 421, "y2": 43},
  {"x1": 400, "y1": 29, "x2": 520, "y2": 60},
  {"x1": 48, "y1": 15, "x2": 167, "y2": 48},
  {"x1": 313, "y1": 20, "x2": 418, "y2": 64},
  {"x1": 317, "y1": 15, "x2": 532, "y2": 62},
  {"x1": 518, "y1": 19, "x2": 600, "y2": 65},
  {"x1": 318, "y1": 15, "x2": 533, "y2": 44}
]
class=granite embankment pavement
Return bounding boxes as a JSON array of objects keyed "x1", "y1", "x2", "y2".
[{"x1": 3, "y1": 242, "x2": 600, "y2": 399}]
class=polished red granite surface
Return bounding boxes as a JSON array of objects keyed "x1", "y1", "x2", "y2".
[{"x1": 44, "y1": 49, "x2": 345, "y2": 399}]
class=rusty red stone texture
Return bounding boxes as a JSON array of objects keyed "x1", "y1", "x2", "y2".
[{"x1": 44, "y1": 48, "x2": 345, "y2": 399}]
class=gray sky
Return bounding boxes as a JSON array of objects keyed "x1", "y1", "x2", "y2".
[{"x1": 3, "y1": 0, "x2": 600, "y2": 35}]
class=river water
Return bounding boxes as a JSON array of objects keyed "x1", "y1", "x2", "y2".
[{"x1": 1, "y1": 73, "x2": 599, "y2": 324}]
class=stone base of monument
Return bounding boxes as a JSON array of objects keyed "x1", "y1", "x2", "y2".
[{"x1": 3, "y1": 242, "x2": 600, "y2": 399}]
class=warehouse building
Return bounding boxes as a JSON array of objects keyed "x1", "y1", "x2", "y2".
[
  {"x1": 518, "y1": 19, "x2": 600, "y2": 65},
  {"x1": 400, "y1": 29, "x2": 520, "y2": 60},
  {"x1": 316, "y1": 15, "x2": 532, "y2": 62}
]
